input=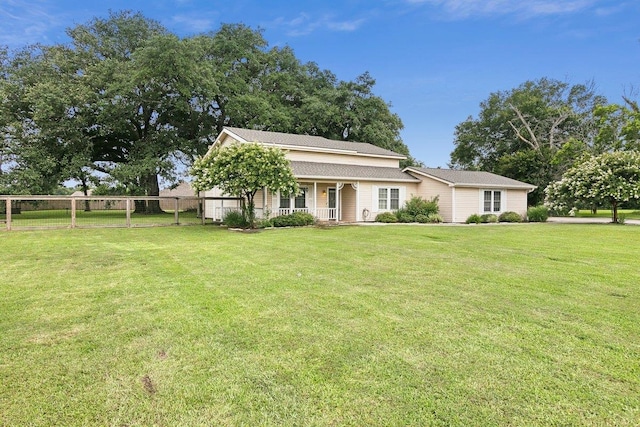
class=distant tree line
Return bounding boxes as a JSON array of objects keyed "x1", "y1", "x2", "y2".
[{"x1": 0, "y1": 11, "x2": 412, "y2": 212}]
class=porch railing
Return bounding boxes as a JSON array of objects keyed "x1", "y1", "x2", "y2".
[
  {"x1": 315, "y1": 208, "x2": 337, "y2": 220},
  {"x1": 275, "y1": 207, "x2": 337, "y2": 221}
]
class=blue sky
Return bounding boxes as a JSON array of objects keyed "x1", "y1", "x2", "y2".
[{"x1": 1, "y1": 0, "x2": 639, "y2": 167}]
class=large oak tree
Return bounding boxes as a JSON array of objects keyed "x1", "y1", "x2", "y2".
[{"x1": 1, "y1": 11, "x2": 412, "y2": 201}]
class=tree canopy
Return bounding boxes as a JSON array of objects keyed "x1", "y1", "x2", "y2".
[
  {"x1": 450, "y1": 78, "x2": 608, "y2": 205},
  {"x1": 0, "y1": 10, "x2": 411, "y2": 200},
  {"x1": 191, "y1": 143, "x2": 298, "y2": 226},
  {"x1": 544, "y1": 151, "x2": 640, "y2": 223}
]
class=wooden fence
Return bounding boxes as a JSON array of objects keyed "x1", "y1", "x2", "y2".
[{"x1": 0, "y1": 196, "x2": 212, "y2": 230}]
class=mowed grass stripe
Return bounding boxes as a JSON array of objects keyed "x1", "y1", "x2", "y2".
[{"x1": 0, "y1": 224, "x2": 638, "y2": 426}]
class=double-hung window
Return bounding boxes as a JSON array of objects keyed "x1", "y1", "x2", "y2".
[
  {"x1": 378, "y1": 188, "x2": 388, "y2": 210},
  {"x1": 378, "y1": 187, "x2": 400, "y2": 210},
  {"x1": 280, "y1": 188, "x2": 307, "y2": 210},
  {"x1": 279, "y1": 194, "x2": 290, "y2": 209},
  {"x1": 294, "y1": 188, "x2": 307, "y2": 209},
  {"x1": 483, "y1": 190, "x2": 502, "y2": 212}
]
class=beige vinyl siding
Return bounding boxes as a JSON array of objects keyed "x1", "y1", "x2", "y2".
[
  {"x1": 341, "y1": 185, "x2": 357, "y2": 222},
  {"x1": 285, "y1": 150, "x2": 400, "y2": 168},
  {"x1": 313, "y1": 184, "x2": 332, "y2": 212},
  {"x1": 413, "y1": 178, "x2": 453, "y2": 222},
  {"x1": 454, "y1": 187, "x2": 482, "y2": 223},
  {"x1": 506, "y1": 189, "x2": 529, "y2": 218},
  {"x1": 361, "y1": 181, "x2": 419, "y2": 220}
]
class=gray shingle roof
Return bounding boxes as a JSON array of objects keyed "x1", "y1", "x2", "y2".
[
  {"x1": 406, "y1": 167, "x2": 536, "y2": 189},
  {"x1": 291, "y1": 161, "x2": 420, "y2": 182},
  {"x1": 224, "y1": 127, "x2": 405, "y2": 158}
]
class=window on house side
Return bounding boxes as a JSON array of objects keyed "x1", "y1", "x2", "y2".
[
  {"x1": 483, "y1": 190, "x2": 502, "y2": 213},
  {"x1": 378, "y1": 188, "x2": 388, "y2": 210},
  {"x1": 390, "y1": 188, "x2": 400, "y2": 210},
  {"x1": 295, "y1": 188, "x2": 306, "y2": 209},
  {"x1": 378, "y1": 187, "x2": 400, "y2": 210},
  {"x1": 484, "y1": 191, "x2": 492, "y2": 212}
]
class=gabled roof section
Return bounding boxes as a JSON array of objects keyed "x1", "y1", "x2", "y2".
[
  {"x1": 405, "y1": 167, "x2": 537, "y2": 190},
  {"x1": 221, "y1": 127, "x2": 406, "y2": 159},
  {"x1": 291, "y1": 161, "x2": 420, "y2": 182}
]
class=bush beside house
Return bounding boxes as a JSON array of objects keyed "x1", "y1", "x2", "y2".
[
  {"x1": 375, "y1": 196, "x2": 442, "y2": 223},
  {"x1": 527, "y1": 206, "x2": 549, "y2": 222}
]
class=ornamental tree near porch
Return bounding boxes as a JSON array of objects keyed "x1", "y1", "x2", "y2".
[
  {"x1": 544, "y1": 151, "x2": 640, "y2": 223},
  {"x1": 191, "y1": 143, "x2": 298, "y2": 227}
]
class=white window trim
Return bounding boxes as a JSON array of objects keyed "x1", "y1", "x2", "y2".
[
  {"x1": 373, "y1": 185, "x2": 406, "y2": 212},
  {"x1": 278, "y1": 187, "x2": 308, "y2": 209},
  {"x1": 479, "y1": 189, "x2": 506, "y2": 214}
]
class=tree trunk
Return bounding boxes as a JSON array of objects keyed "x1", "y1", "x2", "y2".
[
  {"x1": 145, "y1": 173, "x2": 163, "y2": 214},
  {"x1": 81, "y1": 177, "x2": 91, "y2": 212},
  {"x1": 611, "y1": 199, "x2": 618, "y2": 223},
  {"x1": 134, "y1": 173, "x2": 163, "y2": 214},
  {"x1": 244, "y1": 192, "x2": 255, "y2": 228}
]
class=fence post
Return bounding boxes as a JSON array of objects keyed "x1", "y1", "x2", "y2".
[
  {"x1": 71, "y1": 198, "x2": 76, "y2": 228},
  {"x1": 126, "y1": 198, "x2": 131, "y2": 228},
  {"x1": 174, "y1": 198, "x2": 179, "y2": 225},
  {"x1": 6, "y1": 198, "x2": 11, "y2": 231}
]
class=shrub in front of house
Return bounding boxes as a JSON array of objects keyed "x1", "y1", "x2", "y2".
[
  {"x1": 428, "y1": 213, "x2": 444, "y2": 223},
  {"x1": 375, "y1": 212, "x2": 398, "y2": 223},
  {"x1": 466, "y1": 214, "x2": 482, "y2": 224},
  {"x1": 392, "y1": 195, "x2": 440, "y2": 223},
  {"x1": 480, "y1": 214, "x2": 498, "y2": 223},
  {"x1": 255, "y1": 218, "x2": 273, "y2": 228},
  {"x1": 270, "y1": 212, "x2": 316, "y2": 227},
  {"x1": 223, "y1": 210, "x2": 249, "y2": 228},
  {"x1": 415, "y1": 214, "x2": 430, "y2": 223},
  {"x1": 404, "y1": 195, "x2": 439, "y2": 218},
  {"x1": 498, "y1": 211, "x2": 523, "y2": 223},
  {"x1": 395, "y1": 210, "x2": 415, "y2": 223},
  {"x1": 527, "y1": 206, "x2": 549, "y2": 222}
]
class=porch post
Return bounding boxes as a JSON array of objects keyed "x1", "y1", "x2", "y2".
[
  {"x1": 353, "y1": 182, "x2": 360, "y2": 222},
  {"x1": 313, "y1": 181, "x2": 317, "y2": 217},
  {"x1": 336, "y1": 182, "x2": 344, "y2": 221},
  {"x1": 263, "y1": 186, "x2": 267, "y2": 218}
]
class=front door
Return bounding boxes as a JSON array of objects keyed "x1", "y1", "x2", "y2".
[{"x1": 328, "y1": 188, "x2": 336, "y2": 220}]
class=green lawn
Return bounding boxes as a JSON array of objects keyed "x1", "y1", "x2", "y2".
[{"x1": 1, "y1": 224, "x2": 638, "y2": 426}]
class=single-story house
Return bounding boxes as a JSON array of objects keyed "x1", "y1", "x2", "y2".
[{"x1": 201, "y1": 127, "x2": 536, "y2": 222}]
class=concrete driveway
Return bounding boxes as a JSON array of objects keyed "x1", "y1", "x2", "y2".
[{"x1": 548, "y1": 216, "x2": 640, "y2": 225}]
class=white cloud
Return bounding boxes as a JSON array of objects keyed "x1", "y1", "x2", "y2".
[
  {"x1": 270, "y1": 13, "x2": 367, "y2": 36},
  {"x1": 0, "y1": 0, "x2": 67, "y2": 48},
  {"x1": 406, "y1": 0, "x2": 598, "y2": 19},
  {"x1": 171, "y1": 13, "x2": 218, "y2": 33}
]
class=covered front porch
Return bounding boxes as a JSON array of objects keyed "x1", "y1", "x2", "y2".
[
  {"x1": 267, "y1": 181, "x2": 361, "y2": 222},
  {"x1": 202, "y1": 181, "x2": 361, "y2": 222}
]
